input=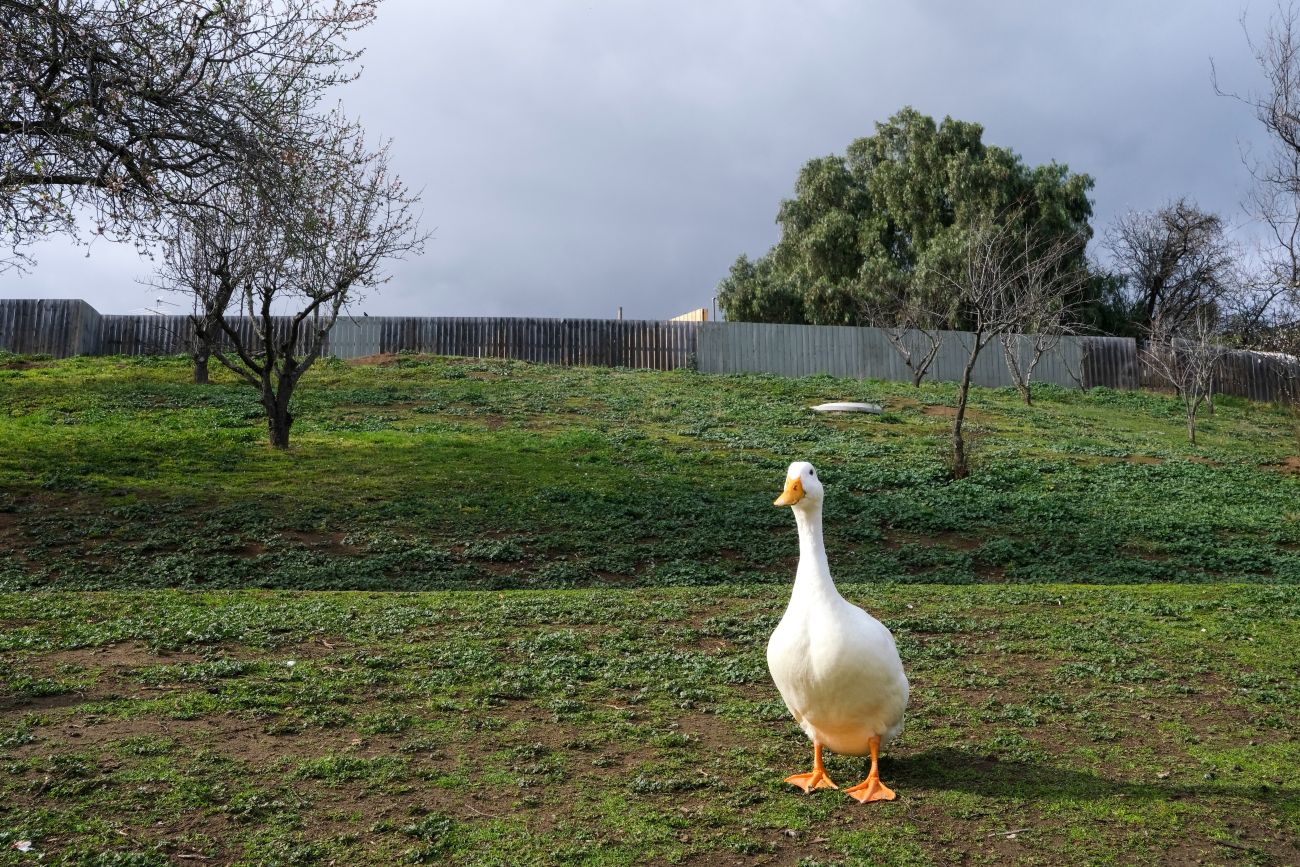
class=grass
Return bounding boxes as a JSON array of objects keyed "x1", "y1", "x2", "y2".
[
  {"x1": 1, "y1": 586, "x2": 1297, "y2": 865},
  {"x1": 1, "y1": 352, "x2": 1299, "y2": 864},
  {"x1": 1, "y1": 352, "x2": 1299, "y2": 591}
]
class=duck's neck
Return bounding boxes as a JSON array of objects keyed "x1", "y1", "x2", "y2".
[{"x1": 792, "y1": 502, "x2": 838, "y2": 602}]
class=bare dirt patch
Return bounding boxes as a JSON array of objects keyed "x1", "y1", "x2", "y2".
[
  {"x1": 33, "y1": 642, "x2": 202, "y2": 675},
  {"x1": 277, "y1": 529, "x2": 364, "y2": 556},
  {"x1": 1268, "y1": 455, "x2": 1300, "y2": 474},
  {"x1": 883, "y1": 530, "x2": 983, "y2": 551},
  {"x1": 0, "y1": 358, "x2": 54, "y2": 370},
  {"x1": 349, "y1": 352, "x2": 399, "y2": 366}
]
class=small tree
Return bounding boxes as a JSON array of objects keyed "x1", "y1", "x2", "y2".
[
  {"x1": 939, "y1": 217, "x2": 1088, "y2": 478},
  {"x1": 1000, "y1": 332, "x2": 1061, "y2": 406},
  {"x1": 150, "y1": 178, "x2": 264, "y2": 383},
  {"x1": 860, "y1": 295, "x2": 948, "y2": 387},
  {"x1": 1143, "y1": 311, "x2": 1227, "y2": 445},
  {"x1": 998, "y1": 253, "x2": 1088, "y2": 405},
  {"x1": 159, "y1": 115, "x2": 426, "y2": 447}
]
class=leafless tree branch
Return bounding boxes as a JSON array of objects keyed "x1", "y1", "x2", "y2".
[
  {"x1": 153, "y1": 112, "x2": 428, "y2": 447},
  {"x1": 1, "y1": 0, "x2": 379, "y2": 273}
]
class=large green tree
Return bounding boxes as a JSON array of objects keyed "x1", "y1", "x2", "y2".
[{"x1": 718, "y1": 107, "x2": 1096, "y2": 327}]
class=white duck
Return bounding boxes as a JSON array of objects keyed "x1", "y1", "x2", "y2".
[{"x1": 767, "y1": 461, "x2": 909, "y2": 802}]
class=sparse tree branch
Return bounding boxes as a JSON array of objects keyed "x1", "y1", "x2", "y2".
[
  {"x1": 153, "y1": 112, "x2": 427, "y2": 448},
  {"x1": 934, "y1": 214, "x2": 1088, "y2": 477},
  {"x1": 859, "y1": 294, "x2": 951, "y2": 387},
  {"x1": 1, "y1": 0, "x2": 379, "y2": 273}
]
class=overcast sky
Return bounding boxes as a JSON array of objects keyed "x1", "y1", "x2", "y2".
[{"x1": 0, "y1": 0, "x2": 1278, "y2": 318}]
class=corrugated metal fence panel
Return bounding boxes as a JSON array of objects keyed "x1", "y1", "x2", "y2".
[
  {"x1": 1216, "y1": 349, "x2": 1299, "y2": 403},
  {"x1": 1080, "y1": 336, "x2": 1139, "y2": 390},
  {"x1": 1137, "y1": 343, "x2": 1300, "y2": 403},
  {"x1": 697, "y1": 323, "x2": 1120, "y2": 390}
]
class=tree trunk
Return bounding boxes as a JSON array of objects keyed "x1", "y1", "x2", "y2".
[
  {"x1": 193, "y1": 350, "x2": 210, "y2": 385},
  {"x1": 264, "y1": 388, "x2": 294, "y2": 449},
  {"x1": 1185, "y1": 394, "x2": 1200, "y2": 446},
  {"x1": 911, "y1": 367, "x2": 925, "y2": 388},
  {"x1": 951, "y1": 341, "x2": 981, "y2": 480}
]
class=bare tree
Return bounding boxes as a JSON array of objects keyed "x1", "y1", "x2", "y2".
[
  {"x1": 0, "y1": 0, "x2": 378, "y2": 272},
  {"x1": 148, "y1": 177, "x2": 266, "y2": 383},
  {"x1": 937, "y1": 217, "x2": 1088, "y2": 478},
  {"x1": 158, "y1": 115, "x2": 426, "y2": 447},
  {"x1": 860, "y1": 295, "x2": 948, "y2": 387},
  {"x1": 1143, "y1": 311, "x2": 1227, "y2": 445},
  {"x1": 1213, "y1": 4, "x2": 1300, "y2": 442},
  {"x1": 1001, "y1": 332, "x2": 1061, "y2": 406},
  {"x1": 1217, "y1": 6, "x2": 1300, "y2": 355},
  {"x1": 1103, "y1": 200, "x2": 1236, "y2": 336},
  {"x1": 998, "y1": 254, "x2": 1089, "y2": 405}
]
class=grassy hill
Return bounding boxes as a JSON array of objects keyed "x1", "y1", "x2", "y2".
[
  {"x1": 1, "y1": 352, "x2": 1298, "y2": 591},
  {"x1": 2, "y1": 354, "x2": 1299, "y2": 865}
]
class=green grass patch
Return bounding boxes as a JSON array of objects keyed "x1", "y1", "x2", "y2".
[
  {"x1": 0, "y1": 586, "x2": 1296, "y2": 864},
  {"x1": 1, "y1": 354, "x2": 1298, "y2": 590}
]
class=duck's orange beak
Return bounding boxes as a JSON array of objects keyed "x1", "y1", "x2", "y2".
[{"x1": 774, "y1": 476, "x2": 804, "y2": 506}]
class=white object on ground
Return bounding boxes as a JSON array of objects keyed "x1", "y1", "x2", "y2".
[{"x1": 810, "y1": 401, "x2": 882, "y2": 414}]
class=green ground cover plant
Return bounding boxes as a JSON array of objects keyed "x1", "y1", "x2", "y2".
[
  {"x1": 1, "y1": 353, "x2": 1298, "y2": 591},
  {"x1": 0, "y1": 586, "x2": 1296, "y2": 865},
  {"x1": 1, "y1": 354, "x2": 1298, "y2": 864}
]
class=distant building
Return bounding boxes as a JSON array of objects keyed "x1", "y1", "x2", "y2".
[{"x1": 670, "y1": 307, "x2": 709, "y2": 322}]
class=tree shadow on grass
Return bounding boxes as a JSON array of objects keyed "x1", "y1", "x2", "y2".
[{"x1": 890, "y1": 747, "x2": 1294, "y2": 805}]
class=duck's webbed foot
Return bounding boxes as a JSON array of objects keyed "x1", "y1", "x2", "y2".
[
  {"x1": 844, "y1": 775, "x2": 895, "y2": 802},
  {"x1": 844, "y1": 735, "x2": 896, "y2": 803},
  {"x1": 785, "y1": 741, "x2": 838, "y2": 792}
]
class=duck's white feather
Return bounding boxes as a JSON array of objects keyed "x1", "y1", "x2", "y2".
[
  {"x1": 767, "y1": 463, "x2": 909, "y2": 757},
  {"x1": 767, "y1": 590, "x2": 908, "y2": 755}
]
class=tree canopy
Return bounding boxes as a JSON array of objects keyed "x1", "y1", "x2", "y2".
[
  {"x1": 1103, "y1": 198, "x2": 1236, "y2": 338},
  {"x1": 717, "y1": 107, "x2": 1095, "y2": 327}
]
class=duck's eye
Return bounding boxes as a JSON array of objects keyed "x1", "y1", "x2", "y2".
[{"x1": 810, "y1": 470, "x2": 816, "y2": 477}]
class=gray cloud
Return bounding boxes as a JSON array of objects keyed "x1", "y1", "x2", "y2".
[{"x1": 0, "y1": 0, "x2": 1271, "y2": 318}]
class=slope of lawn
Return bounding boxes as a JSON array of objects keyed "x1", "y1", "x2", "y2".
[
  {"x1": 2, "y1": 354, "x2": 1299, "y2": 865},
  {"x1": 1, "y1": 352, "x2": 1299, "y2": 591}
]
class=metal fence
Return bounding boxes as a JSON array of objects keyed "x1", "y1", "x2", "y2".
[
  {"x1": 1138, "y1": 343, "x2": 1300, "y2": 404},
  {"x1": 694, "y1": 322, "x2": 1138, "y2": 390},
  {"x1": 0, "y1": 300, "x2": 697, "y2": 371},
  {"x1": 4, "y1": 298, "x2": 1297, "y2": 402}
]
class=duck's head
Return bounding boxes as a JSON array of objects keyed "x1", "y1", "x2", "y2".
[{"x1": 774, "y1": 461, "x2": 824, "y2": 509}]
